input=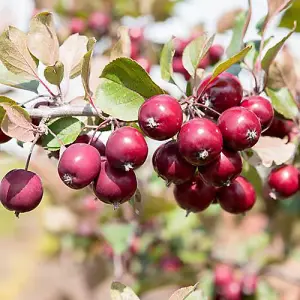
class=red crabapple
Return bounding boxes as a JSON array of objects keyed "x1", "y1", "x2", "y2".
[
  {"x1": 105, "y1": 126, "x2": 148, "y2": 171},
  {"x1": 138, "y1": 95, "x2": 183, "y2": 140}
]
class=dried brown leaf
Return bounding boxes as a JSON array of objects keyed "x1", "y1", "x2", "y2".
[
  {"x1": 248, "y1": 136, "x2": 296, "y2": 167},
  {"x1": 0, "y1": 103, "x2": 36, "y2": 142},
  {"x1": 0, "y1": 26, "x2": 38, "y2": 80},
  {"x1": 27, "y1": 12, "x2": 59, "y2": 66},
  {"x1": 216, "y1": 8, "x2": 244, "y2": 33}
]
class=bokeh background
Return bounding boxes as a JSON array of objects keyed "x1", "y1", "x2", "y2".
[{"x1": 0, "y1": 0, "x2": 300, "y2": 299}]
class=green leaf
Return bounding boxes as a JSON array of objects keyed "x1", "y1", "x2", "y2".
[
  {"x1": 210, "y1": 45, "x2": 252, "y2": 82},
  {"x1": 101, "y1": 223, "x2": 135, "y2": 255},
  {"x1": 95, "y1": 78, "x2": 145, "y2": 121},
  {"x1": 257, "y1": 281, "x2": 279, "y2": 300},
  {"x1": 226, "y1": 11, "x2": 247, "y2": 57},
  {"x1": 182, "y1": 34, "x2": 214, "y2": 77},
  {"x1": 0, "y1": 63, "x2": 39, "y2": 93},
  {"x1": 44, "y1": 61, "x2": 64, "y2": 86},
  {"x1": 27, "y1": 12, "x2": 59, "y2": 66},
  {"x1": 280, "y1": 0, "x2": 300, "y2": 32},
  {"x1": 266, "y1": 87, "x2": 298, "y2": 119},
  {"x1": 160, "y1": 38, "x2": 175, "y2": 81},
  {"x1": 81, "y1": 37, "x2": 96, "y2": 98},
  {"x1": 0, "y1": 103, "x2": 36, "y2": 142},
  {"x1": 110, "y1": 282, "x2": 140, "y2": 300},
  {"x1": 42, "y1": 117, "x2": 84, "y2": 150},
  {"x1": 261, "y1": 22, "x2": 296, "y2": 72},
  {"x1": 242, "y1": 161, "x2": 262, "y2": 196},
  {"x1": 0, "y1": 26, "x2": 38, "y2": 80},
  {"x1": 100, "y1": 57, "x2": 164, "y2": 98}
]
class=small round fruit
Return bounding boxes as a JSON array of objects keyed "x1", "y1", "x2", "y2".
[
  {"x1": 160, "y1": 256, "x2": 183, "y2": 272},
  {"x1": 241, "y1": 273, "x2": 257, "y2": 296},
  {"x1": 70, "y1": 17, "x2": 85, "y2": 34},
  {"x1": 152, "y1": 141, "x2": 196, "y2": 184},
  {"x1": 198, "y1": 55, "x2": 210, "y2": 69},
  {"x1": 173, "y1": 57, "x2": 190, "y2": 80},
  {"x1": 88, "y1": 12, "x2": 110, "y2": 34},
  {"x1": 129, "y1": 27, "x2": 144, "y2": 43},
  {"x1": 267, "y1": 164, "x2": 299, "y2": 199},
  {"x1": 174, "y1": 37, "x2": 190, "y2": 56},
  {"x1": 198, "y1": 72, "x2": 243, "y2": 114},
  {"x1": 217, "y1": 176, "x2": 256, "y2": 214},
  {"x1": 106, "y1": 126, "x2": 148, "y2": 171},
  {"x1": 223, "y1": 280, "x2": 242, "y2": 300},
  {"x1": 263, "y1": 117, "x2": 295, "y2": 139},
  {"x1": 200, "y1": 149, "x2": 242, "y2": 187},
  {"x1": 72, "y1": 134, "x2": 106, "y2": 155},
  {"x1": 214, "y1": 264, "x2": 234, "y2": 288},
  {"x1": 218, "y1": 107, "x2": 261, "y2": 151},
  {"x1": 93, "y1": 159, "x2": 137, "y2": 207},
  {"x1": 209, "y1": 44, "x2": 224, "y2": 64},
  {"x1": 0, "y1": 169, "x2": 43, "y2": 214},
  {"x1": 0, "y1": 129, "x2": 11, "y2": 144},
  {"x1": 173, "y1": 174, "x2": 216, "y2": 214},
  {"x1": 58, "y1": 143, "x2": 101, "y2": 189},
  {"x1": 138, "y1": 95, "x2": 183, "y2": 140},
  {"x1": 136, "y1": 57, "x2": 151, "y2": 73},
  {"x1": 178, "y1": 118, "x2": 223, "y2": 166},
  {"x1": 241, "y1": 96, "x2": 274, "y2": 130}
]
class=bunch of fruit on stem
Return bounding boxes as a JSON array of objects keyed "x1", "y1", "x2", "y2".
[
  {"x1": 213, "y1": 264, "x2": 258, "y2": 300},
  {"x1": 1, "y1": 68, "x2": 300, "y2": 217}
]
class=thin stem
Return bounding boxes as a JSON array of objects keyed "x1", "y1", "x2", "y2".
[
  {"x1": 170, "y1": 78, "x2": 188, "y2": 99},
  {"x1": 195, "y1": 103, "x2": 221, "y2": 116},
  {"x1": 47, "y1": 127, "x2": 65, "y2": 147},
  {"x1": 88, "y1": 94, "x2": 107, "y2": 119},
  {"x1": 243, "y1": 61, "x2": 259, "y2": 94},
  {"x1": 21, "y1": 94, "x2": 51, "y2": 107},
  {"x1": 113, "y1": 254, "x2": 123, "y2": 280},
  {"x1": 89, "y1": 118, "x2": 112, "y2": 144},
  {"x1": 38, "y1": 77, "x2": 56, "y2": 98},
  {"x1": 25, "y1": 134, "x2": 40, "y2": 171}
]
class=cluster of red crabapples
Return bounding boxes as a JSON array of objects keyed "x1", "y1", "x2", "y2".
[
  {"x1": 213, "y1": 264, "x2": 258, "y2": 300},
  {"x1": 173, "y1": 35, "x2": 224, "y2": 80},
  {"x1": 1, "y1": 70, "x2": 299, "y2": 217}
]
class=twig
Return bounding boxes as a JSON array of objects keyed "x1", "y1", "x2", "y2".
[
  {"x1": 47, "y1": 127, "x2": 65, "y2": 148},
  {"x1": 21, "y1": 94, "x2": 51, "y2": 107},
  {"x1": 25, "y1": 134, "x2": 41, "y2": 171},
  {"x1": 26, "y1": 104, "x2": 105, "y2": 118}
]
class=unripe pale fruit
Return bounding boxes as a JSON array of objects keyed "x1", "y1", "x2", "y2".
[
  {"x1": 70, "y1": 17, "x2": 85, "y2": 34},
  {"x1": 172, "y1": 57, "x2": 191, "y2": 80},
  {"x1": 241, "y1": 96, "x2": 274, "y2": 130},
  {"x1": 267, "y1": 164, "x2": 299, "y2": 199},
  {"x1": 209, "y1": 44, "x2": 224, "y2": 64},
  {"x1": 199, "y1": 149, "x2": 242, "y2": 187},
  {"x1": 138, "y1": 95, "x2": 183, "y2": 140},
  {"x1": 0, "y1": 169, "x2": 43, "y2": 214},
  {"x1": 178, "y1": 118, "x2": 223, "y2": 166},
  {"x1": 198, "y1": 72, "x2": 243, "y2": 115},
  {"x1": 93, "y1": 159, "x2": 137, "y2": 207},
  {"x1": 218, "y1": 107, "x2": 261, "y2": 151},
  {"x1": 88, "y1": 12, "x2": 110, "y2": 33},
  {"x1": 173, "y1": 174, "x2": 216, "y2": 214},
  {"x1": 106, "y1": 126, "x2": 148, "y2": 171},
  {"x1": 152, "y1": 141, "x2": 196, "y2": 184},
  {"x1": 217, "y1": 176, "x2": 256, "y2": 214},
  {"x1": 58, "y1": 143, "x2": 101, "y2": 189}
]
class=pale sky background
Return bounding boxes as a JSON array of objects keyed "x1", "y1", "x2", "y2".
[{"x1": 0, "y1": 0, "x2": 299, "y2": 157}]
